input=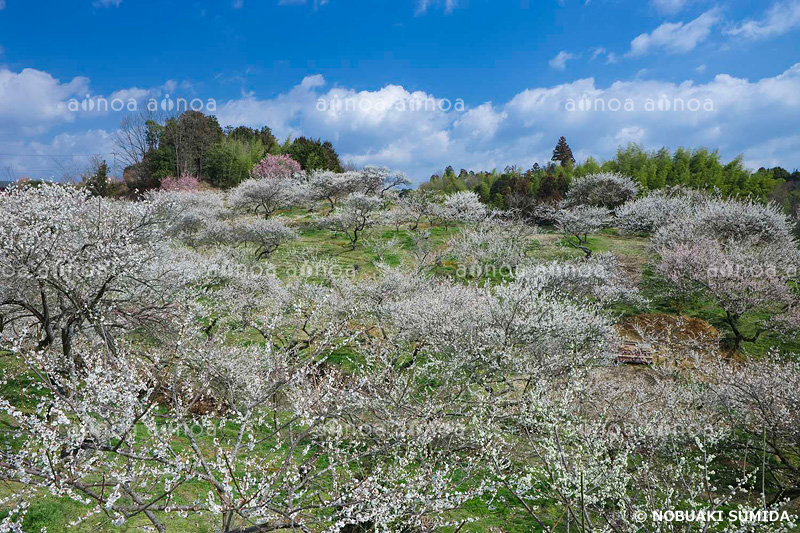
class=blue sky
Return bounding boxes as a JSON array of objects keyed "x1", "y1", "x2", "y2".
[{"x1": 0, "y1": 0, "x2": 799, "y2": 182}]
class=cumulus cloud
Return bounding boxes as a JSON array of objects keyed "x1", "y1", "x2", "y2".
[
  {"x1": 549, "y1": 51, "x2": 576, "y2": 71},
  {"x1": 0, "y1": 68, "x2": 89, "y2": 136},
  {"x1": 0, "y1": 69, "x2": 189, "y2": 141},
  {"x1": 728, "y1": 0, "x2": 800, "y2": 40},
  {"x1": 3, "y1": 65, "x2": 800, "y2": 182},
  {"x1": 453, "y1": 103, "x2": 507, "y2": 141},
  {"x1": 628, "y1": 9, "x2": 720, "y2": 56},
  {"x1": 743, "y1": 134, "x2": 800, "y2": 169},
  {"x1": 211, "y1": 65, "x2": 800, "y2": 180}
]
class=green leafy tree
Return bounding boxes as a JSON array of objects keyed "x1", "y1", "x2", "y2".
[
  {"x1": 161, "y1": 111, "x2": 224, "y2": 177},
  {"x1": 124, "y1": 145, "x2": 176, "y2": 192},
  {"x1": 205, "y1": 138, "x2": 265, "y2": 188},
  {"x1": 575, "y1": 156, "x2": 601, "y2": 178},
  {"x1": 668, "y1": 147, "x2": 692, "y2": 186},
  {"x1": 226, "y1": 125, "x2": 278, "y2": 153},
  {"x1": 285, "y1": 137, "x2": 343, "y2": 172}
]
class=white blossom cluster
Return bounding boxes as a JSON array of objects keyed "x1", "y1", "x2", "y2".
[
  {"x1": 564, "y1": 171, "x2": 640, "y2": 208},
  {"x1": 0, "y1": 182, "x2": 798, "y2": 532},
  {"x1": 646, "y1": 191, "x2": 800, "y2": 348}
]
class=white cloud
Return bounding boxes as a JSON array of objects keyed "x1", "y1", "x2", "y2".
[
  {"x1": 650, "y1": 0, "x2": 690, "y2": 16},
  {"x1": 743, "y1": 134, "x2": 800, "y2": 169},
  {"x1": 0, "y1": 1, "x2": 5, "y2": 10},
  {"x1": 93, "y1": 0, "x2": 122, "y2": 7},
  {"x1": 416, "y1": 0, "x2": 458, "y2": 15},
  {"x1": 0, "y1": 70, "x2": 191, "y2": 142},
  {"x1": 590, "y1": 47, "x2": 619, "y2": 64},
  {"x1": 589, "y1": 47, "x2": 606, "y2": 61},
  {"x1": 549, "y1": 51, "x2": 576, "y2": 71},
  {"x1": 107, "y1": 87, "x2": 153, "y2": 102},
  {"x1": 453, "y1": 103, "x2": 507, "y2": 141},
  {"x1": 278, "y1": 0, "x2": 330, "y2": 8},
  {"x1": 628, "y1": 9, "x2": 720, "y2": 57},
  {"x1": 695, "y1": 64, "x2": 707, "y2": 73},
  {"x1": 300, "y1": 74, "x2": 325, "y2": 89},
  {"x1": 0, "y1": 68, "x2": 89, "y2": 136},
  {"x1": 3, "y1": 65, "x2": 800, "y2": 183},
  {"x1": 614, "y1": 126, "x2": 647, "y2": 145},
  {"x1": 728, "y1": 0, "x2": 800, "y2": 40},
  {"x1": 0, "y1": 129, "x2": 117, "y2": 180},
  {"x1": 209, "y1": 64, "x2": 800, "y2": 180}
]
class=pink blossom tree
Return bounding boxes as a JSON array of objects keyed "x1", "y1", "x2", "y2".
[
  {"x1": 251, "y1": 154, "x2": 303, "y2": 181},
  {"x1": 159, "y1": 173, "x2": 201, "y2": 192}
]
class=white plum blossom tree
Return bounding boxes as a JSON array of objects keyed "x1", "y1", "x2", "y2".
[
  {"x1": 653, "y1": 195, "x2": 800, "y2": 349},
  {"x1": 707, "y1": 352, "x2": 800, "y2": 504},
  {"x1": 230, "y1": 218, "x2": 298, "y2": 259},
  {"x1": 518, "y1": 252, "x2": 644, "y2": 306},
  {"x1": 614, "y1": 187, "x2": 699, "y2": 234},
  {"x1": 392, "y1": 189, "x2": 442, "y2": 230},
  {"x1": 653, "y1": 194, "x2": 795, "y2": 248},
  {"x1": 0, "y1": 184, "x2": 182, "y2": 363},
  {"x1": 565, "y1": 171, "x2": 639, "y2": 208},
  {"x1": 229, "y1": 164, "x2": 308, "y2": 219},
  {"x1": 435, "y1": 190, "x2": 487, "y2": 226},
  {"x1": 321, "y1": 192, "x2": 383, "y2": 249},
  {"x1": 360, "y1": 165, "x2": 412, "y2": 196},
  {"x1": 147, "y1": 188, "x2": 229, "y2": 246},
  {"x1": 554, "y1": 205, "x2": 609, "y2": 258},
  {"x1": 656, "y1": 238, "x2": 800, "y2": 348},
  {"x1": 384, "y1": 274, "x2": 615, "y2": 381},
  {"x1": 448, "y1": 218, "x2": 538, "y2": 278},
  {"x1": 306, "y1": 166, "x2": 410, "y2": 211},
  {"x1": 306, "y1": 170, "x2": 363, "y2": 212}
]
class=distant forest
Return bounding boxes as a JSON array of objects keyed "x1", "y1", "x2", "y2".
[{"x1": 65, "y1": 111, "x2": 799, "y2": 219}]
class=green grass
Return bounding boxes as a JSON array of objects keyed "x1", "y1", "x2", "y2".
[{"x1": 2, "y1": 213, "x2": 796, "y2": 531}]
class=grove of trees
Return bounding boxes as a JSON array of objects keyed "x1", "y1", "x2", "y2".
[
  {"x1": 422, "y1": 138, "x2": 794, "y2": 217},
  {"x1": 3, "y1": 123, "x2": 800, "y2": 531},
  {"x1": 2, "y1": 156, "x2": 800, "y2": 531},
  {"x1": 117, "y1": 110, "x2": 344, "y2": 194}
]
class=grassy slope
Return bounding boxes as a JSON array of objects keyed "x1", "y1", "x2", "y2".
[{"x1": 3, "y1": 214, "x2": 797, "y2": 531}]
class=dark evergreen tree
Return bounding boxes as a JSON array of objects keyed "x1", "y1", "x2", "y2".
[
  {"x1": 85, "y1": 161, "x2": 109, "y2": 197},
  {"x1": 551, "y1": 136, "x2": 576, "y2": 167}
]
